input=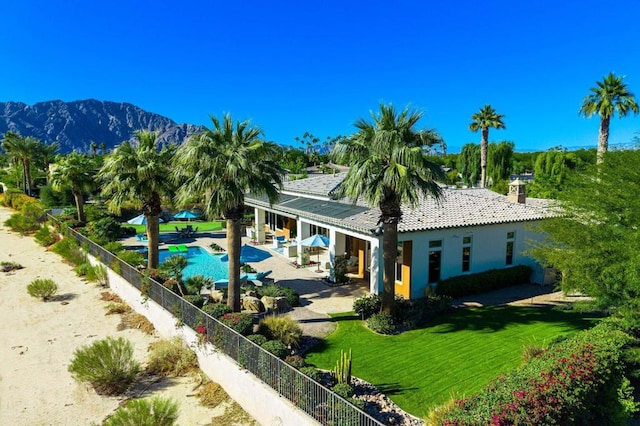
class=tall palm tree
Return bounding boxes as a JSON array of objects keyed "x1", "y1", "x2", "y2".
[
  {"x1": 469, "y1": 105, "x2": 506, "y2": 188},
  {"x1": 50, "y1": 152, "x2": 96, "y2": 223},
  {"x1": 34, "y1": 141, "x2": 60, "y2": 185},
  {"x1": 1, "y1": 132, "x2": 41, "y2": 195},
  {"x1": 579, "y1": 72, "x2": 639, "y2": 164},
  {"x1": 173, "y1": 114, "x2": 284, "y2": 312},
  {"x1": 99, "y1": 131, "x2": 174, "y2": 269},
  {"x1": 332, "y1": 103, "x2": 444, "y2": 315}
]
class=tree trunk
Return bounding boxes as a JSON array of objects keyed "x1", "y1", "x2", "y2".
[
  {"x1": 381, "y1": 219, "x2": 398, "y2": 316},
  {"x1": 226, "y1": 216, "x2": 242, "y2": 312},
  {"x1": 73, "y1": 190, "x2": 86, "y2": 223},
  {"x1": 144, "y1": 192, "x2": 163, "y2": 270},
  {"x1": 597, "y1": 116, "x2": 610, "y2": 165},
  {"x1": 146, "y1": 215, "x2": 160, "y2": 269},
  {"x1": 480, "y1": 128, "x2": 489, "y2": 188}
]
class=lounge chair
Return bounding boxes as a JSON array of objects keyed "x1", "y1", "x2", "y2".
[
  {"x1": 136, "y1": 233, "x2": 148, "y2": 242},
  {"x1": 246, "y1": 270, "x2": 272, "y2": 281}
]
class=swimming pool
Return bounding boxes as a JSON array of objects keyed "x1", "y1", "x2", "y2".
[{"x1": 158, "y1": 246, "x2": 228, "y2": 281}]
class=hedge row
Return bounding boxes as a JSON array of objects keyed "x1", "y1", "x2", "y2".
[
  {"x1": 436, "y1": 265, "x2": 532, "y2": 298},
  {"x1": 440, "y1": 322, "x2": 634, "y2": 425}
]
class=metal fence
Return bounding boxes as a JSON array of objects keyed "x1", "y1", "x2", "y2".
[{"x1": 51, "y1": 215, "x2": 383, "y2": 426}]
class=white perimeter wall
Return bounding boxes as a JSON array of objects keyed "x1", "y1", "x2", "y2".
[{"x1": 89, "y1": 255, "x2": 318, "y2": 426}]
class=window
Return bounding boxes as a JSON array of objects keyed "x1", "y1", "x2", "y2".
[
  {"x1": 428, "y1": 240, "x2": 442, "y2": 283},
  {"x1": 506, "y1": 241, "x2": 514, "y2": 265},
  {"x1": 506, "y1": 231, "x2": 515, "y2": 265},
  {"x1": 462, "y1": 236, "x2": 472, "y2": 272},
  {"x1": 395, "y1": 242, "x2": 403, "y2": 282}
]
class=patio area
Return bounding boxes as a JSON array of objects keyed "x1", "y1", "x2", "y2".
[{"x1": 120, "y1": 229, "x2": 370, "y2": 337}]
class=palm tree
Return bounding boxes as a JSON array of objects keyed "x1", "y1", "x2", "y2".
[
  {"x1": 332, "y1": 103, "x2": 444, "y2": 315},
  {"x1": 579, "y1": 72, "x2": 639, "y2": 164},
  {"x1": 469, "y1": 105, "x2": 506, "y2": 188},
  {"x1": 1, "y1": 132, "x2": 41, "y2": 195},
  {"x1": 34, "y1": 141, "x2": 60, "y2": 185},
  {"x1": 173, "y1": 114, "x2": 284, "y2": 312},
  {"x1": 99, "y1": 131, "x2": 174, "y2": 269},
  {"x1": 50, "y1": 152, "x2": 96, "y2": 223}
]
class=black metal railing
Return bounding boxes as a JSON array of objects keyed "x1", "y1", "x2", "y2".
[{"x1": 49, "y1": 214, "x2": 383, "y2": 426}]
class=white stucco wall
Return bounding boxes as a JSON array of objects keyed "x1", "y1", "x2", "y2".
[{"x1": 401, "y1": 221, "x2": 546, "y2": 299}]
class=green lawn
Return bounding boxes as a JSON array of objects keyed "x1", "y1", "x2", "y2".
[
  {"x1": 128, "y1": 220, "x2": 225, "y2": 234},
  {"x1": 304, "y1": 306, "x2": 600, "y2": 419}
]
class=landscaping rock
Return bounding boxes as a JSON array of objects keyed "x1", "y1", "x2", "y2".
[{"x1": 242, "y1": 296, "x2": 265, "y2": 313}]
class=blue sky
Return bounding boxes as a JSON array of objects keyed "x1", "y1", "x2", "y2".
[{"x1": 2, "y1": 0, "x2": 640, "y2": 153}]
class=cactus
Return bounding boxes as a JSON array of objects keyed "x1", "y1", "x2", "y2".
[{"x1": 332, "y1": 348, "x2": 352, "y2": 385}]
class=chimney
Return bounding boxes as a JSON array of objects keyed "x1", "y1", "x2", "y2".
[{"x1": 508, "y1": 179, "x2": 526, "y2": 204}]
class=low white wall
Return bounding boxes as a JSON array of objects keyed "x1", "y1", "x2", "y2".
[{"x1": 92, "y1": 256, "x2": 318, "y2": 426}]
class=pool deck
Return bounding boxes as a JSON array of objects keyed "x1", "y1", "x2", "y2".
[{"x1": 121, "y1": 230, "x2": 369, "y2": 338}]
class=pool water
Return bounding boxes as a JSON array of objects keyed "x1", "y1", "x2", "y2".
[{"x1": 158, "y1": 246, "x2": 228, "y2": 281}]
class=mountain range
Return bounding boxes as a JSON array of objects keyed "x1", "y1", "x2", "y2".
[{"x1": 0, "y1": 99, "x2": 204, "y2": 153}]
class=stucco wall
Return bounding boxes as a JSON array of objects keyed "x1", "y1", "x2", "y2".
[
  {"x1": 401, "y1": 221, "x2": 545, "y2": 299},
  {"x1": 89, "y1": 256, "x2": 318, "y2": 426}
]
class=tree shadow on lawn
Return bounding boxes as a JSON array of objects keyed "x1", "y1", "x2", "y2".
[{"x1": 429, "y1": 305, "x2": 602, "y2": 334}]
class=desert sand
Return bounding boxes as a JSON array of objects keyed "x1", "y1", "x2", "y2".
[{"x1": 0, "y1": 206, "x2": 252, "y2": 425}]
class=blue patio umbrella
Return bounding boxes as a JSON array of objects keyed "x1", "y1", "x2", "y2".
[
  {"x1": 220, "y1": 244, "x2": 272, "y2": 263},
  {"x1": 126, "y1": 214, "x2": 164, "y2": 225},
  {"x1": 172, "y1": 210, "x2": 201, "y2": 220},
  {"x1": 300, "y1": 234, "x2": 329, "y2": 272}
]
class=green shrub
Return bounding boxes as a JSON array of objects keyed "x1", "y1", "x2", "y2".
[
  {"x1": 118, "y1": 250, "x2": 145, "y2": 267},
  {"x1": 284, "y1": 355, "x2": 307, "y2": 369},
  {"x1": 246, "y1": 333, "x2": 268, "y2": 346},
  {"x1": 257, "y1": 315, "x2": 303, "y2": 348},
  {"x1": 68, "y1": 336, "x2": 141, "y2": 395},
  {"x1": 83, "y1": 204, "x2": 111, "y2": 223},
  {"x1": 261, "y1": 340, "x2": 289, "y2": 359},
  {"x1": 92, "y1": 264, "x2": 109, "y2": 287},
  {"x1": 103, "y1": 396, "x2": 179, "y2": 426},
  {"x1": 353, "y1": 294, "x2": 381, "y2": 319},
  {"x1": 103, "y1": 241, "x2": 125, "y2": 254},
  {"x1": 2, "y1": 189, "x2": 34, "y2": 209},
  {"x1": 26, "y1": 278, "x2": 58, "y2": 301},
  {"x1": 332, "y1": 382, "x2": 354, "y2": 399},
  {"x1": 366, "y1": 312, "x2": 396, "y2": 335},
  {"x1": 300, "y1": 366, "x2": 323, "y2": 382},
  {"x1": 51, "y1": 237, "x2": 87, "y2": 265},
  {"x1": 279, "y1": 286, "x2": 300, "y2": 307},
  {"x1": 4, "y1": 212, "x2": 41, "y2": 234},
  {"x1": 219, "y1": 313, "x2": 254, "y2": 335},
  {"x1": 396, "y1": 295, "x2": 453, "y2": 328},
  {"x1": 183, "y1": 294, "x2": 205, "y2": 309},
  {"x1": 74, "y1": 262, "x2": 93, "y2": 277},
  {"x1": 202, "y1": 302, "x2": 231, "y2": 319},
  {"x1": 34, "y1": 225, "x2": 59, "y2": 246},
  {"x1": 259, "y1": 283, "x2": 286, "y2": 297},
  {"x1": 146, "y1": 337, "x2": 198, "y2": 376},
  {"x1": 84, "y1": 217, "x2": 125, "y2": 243},
  {"x1": 436, "y1": 265, "x2": 532, "y2": 298}
]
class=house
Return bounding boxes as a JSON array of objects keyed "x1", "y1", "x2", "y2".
[{"x1": 244, "y1": 172, "x2": 555, "y2": 299}]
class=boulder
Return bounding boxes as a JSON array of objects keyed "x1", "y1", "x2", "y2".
[{"x1": 242, "y1": 296, "x2": 265, "y2": 313}]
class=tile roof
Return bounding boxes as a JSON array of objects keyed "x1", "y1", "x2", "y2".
[{"x1": 247, "y1": 176, "x2": 555, "y2": 234}]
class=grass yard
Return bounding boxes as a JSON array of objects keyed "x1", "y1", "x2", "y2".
[
  {"x1": 304, "y1": 306, "x2": 600, "y2": 419},
  {"x1": 129, "y1": 220, "x2": 225, "y2": 234}
]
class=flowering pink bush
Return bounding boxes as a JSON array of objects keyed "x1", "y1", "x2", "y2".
[{"x1": 441, "y1": 322, "x2": 634, "y2": 425}]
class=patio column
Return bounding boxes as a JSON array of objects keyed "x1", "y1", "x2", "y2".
[
  {"x1": 296, "y1": 219, "x2": 303, "y2": 264},
  {"x1": 254, "y1": 207, "x2": 266, "y2": 243},
  {"x1": 369, "y1": 237, "x2": 383, "y2": 295},
  {"x1": 329, "y1": 228, "x2": 337, "y2": 281}
]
